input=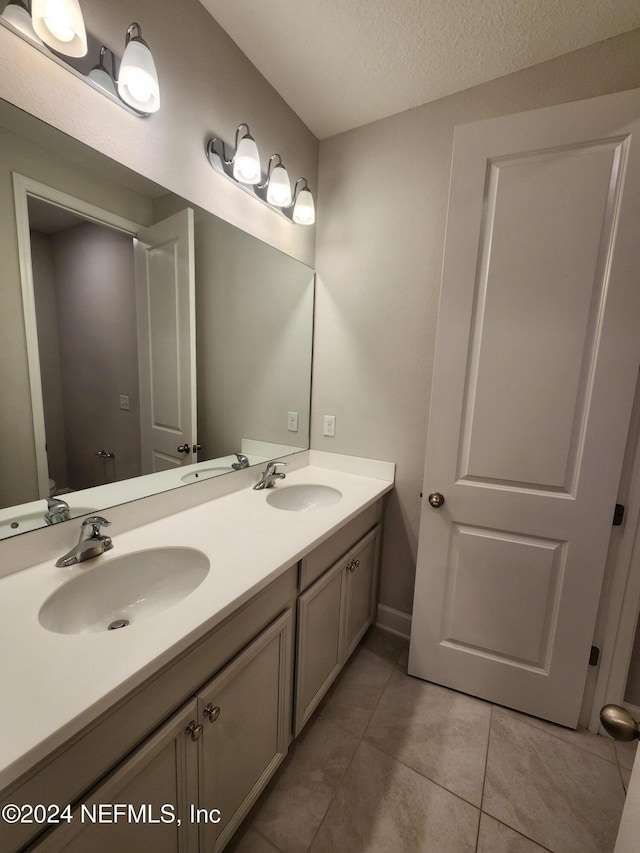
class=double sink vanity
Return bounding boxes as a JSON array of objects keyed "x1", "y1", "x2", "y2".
[{"x1": 0, "y1": 451, "x2": 394, "y2": 852}]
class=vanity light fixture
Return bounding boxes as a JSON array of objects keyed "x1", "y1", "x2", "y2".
[
  {"x1": 1, "y1": 0, "x2": 42, "y2": 45},
  {"x1": 88, "y1": 45, "x2": 117, "y2": 97},
  {"x1": 205, "y1": 129, "x2": 315, "y2": 225},
  {"x1": 290, "y1": 178, "x2": 315, "y2": 225},
  {"x1": 232, "y1": 123, "x2": 261, "y2": 184},
  {"x1": 117, "y1": 22, "x2": 160, "y2": 114},
  {"x1": 31, "y1": 0, "x2": 87, "y2": 57}
]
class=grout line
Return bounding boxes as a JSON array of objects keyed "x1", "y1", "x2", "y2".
[
  {"x1": 482, "y1": 813, "x2": 555, "y2": 853},
  {"x1": 475, "y1": 705, "x2": 493, "y2": 852},
  {"x1": 252, "y1": 825, "x2": 287, "y2": 853}
]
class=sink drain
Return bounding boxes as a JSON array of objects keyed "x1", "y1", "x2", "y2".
[{"x1": 108, "y1": 619, "x2": 130, "y2": 631}]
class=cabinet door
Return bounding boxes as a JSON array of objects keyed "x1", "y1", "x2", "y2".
[
  {"x1": 342, "y1": 526, "x2": 380, "y2": 661},
  {"x1": 30, "y1": 701, "x2": 200, "y2": 853},
  {"x1": 198, "y1": 610, "x2": 292, "y2": 852},
  {"x1": 294, "y1": 557, "x2": 346, "y2": 736}
]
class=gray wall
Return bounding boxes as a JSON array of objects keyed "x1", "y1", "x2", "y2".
[
  {"x1": 313, "y1": 28, "x2": 640, "y2": 618},
  {"x1": 194, "y1": 214, "x2": 313, "y2": 458}
]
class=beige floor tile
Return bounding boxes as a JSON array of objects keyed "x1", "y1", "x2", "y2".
[
  {"x1": 318, "y1": 647, "x2": 393, "y2": 738},
  {"x1": 309, "y1": 741, "x2": 479, "y2": 853},
  {"x1": 477, "y1": 813, "x2": 551, "y2": 852},
  {"x1": 225, "y1": 825, "x2": 282, "y2": 853},
  {"x1": 249, "y1": 717, "x2": 359, "y2": 853},
  {"x1": 364, "y1": 669, "x2": 491, "y2": 806},
  {"x1": 361, "y1": 626, "x2": 409, "y2": 666},
  {"x1": 395, "y1": 644, "x2": 409, "y2": 673},
  {"x1": 615, "y1": 739, "x2": 638, "y2": 771},
  {"x1": 499, "y1": 706, "x2": 617, "y2": 764},
  {"x1": 621, "y1": 766, "x2": 632, "y2": 792},
  {"x1": 484, "y1": 709, "x2": 625, "y2": 853}
]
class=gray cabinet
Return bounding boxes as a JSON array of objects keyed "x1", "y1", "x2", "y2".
[
  {"x1": 198, "y1": 611, "x2": 292, "y2": 852},
  {"x1": 294, "y1": 524, "x2": 381, "y2": 735},
  {"x1": 30, "y1": 701, "x2": 200, "y2": 853},
  {"x1": 30, "y1": 611, "x2": 292, "y2": 853}
]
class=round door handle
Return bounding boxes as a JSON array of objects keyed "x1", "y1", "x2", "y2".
[
  {"x1": 177, "y1": 444, "x2": 190, "y2": 454},
  {"x1": 428, "y1": 492, "x2": 445, "y2": 508},
  {"x1": 600, "y1": 704, "x2": 640, "y2": 741},
  {"x1": 203, "y1": 703, "x2": 220, "y2": 723},
  {"x1": 192, "y1": 444, "x2": 202, "y2": 453},
  {"x1": 185, "y1": 720, "x2": 203, "y2": 741}
]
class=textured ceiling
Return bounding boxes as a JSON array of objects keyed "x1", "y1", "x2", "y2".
[{"x1": 198, "y1": 0, "x2": 640, "y2": 139}]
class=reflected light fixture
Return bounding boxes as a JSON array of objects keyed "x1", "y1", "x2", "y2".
[
  {"x1": 88, "y1": 45, "x2": 117, "y2": 97},
  {"x1": 205, "y1": 127, "x2": 315, "y2": 225},
  {"x1": 232, "y1": 123, "x2": 261, "y2": 184},
  {"x1": 291, "y1": 178, "x2": 315, "y2": 225},
  {"x1": 1, "y1": 0, "x2": 43, "y2": 44},
  {"x1": 117, "y1": 22, "x2": 160, "y2": 114},
  {"x1": 31, "y1": 0, "x2": 87, "y2": 57}
]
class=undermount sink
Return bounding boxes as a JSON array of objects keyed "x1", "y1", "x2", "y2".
[
  {"x1": 181, "y1": 467, "x2": 234, "y2": 484},
  {"x1": 38, "y1": 547, "x2": 210, "y2": 635},
  {"x1": 266, "y1": 484, "x2": 342, "y2": 512}
]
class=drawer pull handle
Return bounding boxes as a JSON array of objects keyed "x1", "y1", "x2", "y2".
[
  {"x1": 186, "y1": 720, "x2": 203, "y2": 741},
  {"x1": 347, "y1": 559, "x2": 360, "y2": 573},
  {"x1": 204, "y1": 704, "x2": 221, "y2": 722}
]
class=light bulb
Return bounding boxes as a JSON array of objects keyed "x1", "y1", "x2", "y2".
[
  {"x1": 233, "y1": 135, "x2": 261, "y2": 184},
  {"x1": 117, "y1": 27, "x2": 160, "y2": 113},
  {"x1": 31, "y1": 0, "x2": 87, "y2": 56},
  {"x1": 293, "y1": 187, "x2": 315, "y2": 225},
  {"x1": 267, "y1": 164, "x2": 292, "y2": 207}
]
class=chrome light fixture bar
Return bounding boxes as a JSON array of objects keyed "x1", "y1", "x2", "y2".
[
  {"x1": 0, "y1": 4, "x2": 160, "y2": 117},
  {"x1": 206, "y1": 127, "x2": 315, "y2": 226}
]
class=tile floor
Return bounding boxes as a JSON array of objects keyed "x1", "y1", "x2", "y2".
[{"x1": 228, "y1": 628, "x2": 637, "y2": 853}]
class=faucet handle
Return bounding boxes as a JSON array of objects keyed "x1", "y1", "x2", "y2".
[
  {"x1": 81, "y1": 516, "x2": 112, "y2": 537},
  {"x1": 266, "y1": 460, "x2": 288, "y2": 474}
]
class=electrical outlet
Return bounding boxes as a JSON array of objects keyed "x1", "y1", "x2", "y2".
[
  {"x1": 323, "y1": 415, "x2": 336, "y2": 437},
  {"x1": 287, "y1": 411, "x2": 298, "y2": 432},
  {"x1": 119, "y1": 395, "x2": 130, "y2": 411}
]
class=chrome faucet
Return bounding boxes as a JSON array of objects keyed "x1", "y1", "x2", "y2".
[
  {"x1": 55, "y1": 516, "x2": 113, "y2": 567},
  {"x1": 253, "y1": 461, "x2": 288, "y2": 490},
  {"x1": 232, "y1": 453, "x2": 250, "y2": 470},
  {"x1": 44, "y1": 496, "x2": 70, "y2": 525}
]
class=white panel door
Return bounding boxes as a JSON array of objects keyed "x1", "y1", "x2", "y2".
[
  {"x1": 409, "y1": 89, "x2": 640, "y2": 727},
  {"x1": 135, "y1": 208, "x2": 196, "y2": 474}
]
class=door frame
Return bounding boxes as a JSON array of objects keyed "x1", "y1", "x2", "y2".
[
  {"x1": 12, "y1": 173, "x2": 141, "y2": 498},
  {"x1": 590, "y1": 379, "x2": 640, "y2": 731}
]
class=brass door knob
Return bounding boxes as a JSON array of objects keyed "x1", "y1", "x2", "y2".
[
  {"x1": 428, "y1": 492, "x2": 445, "y2": 508},
  {"x1": 600, "y1": 704, "x2": 640, "y2": 741}
]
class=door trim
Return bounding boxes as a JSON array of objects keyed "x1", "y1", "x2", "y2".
[{"x1": 12, "y1": 173, "x2": 141, "y2": 498}]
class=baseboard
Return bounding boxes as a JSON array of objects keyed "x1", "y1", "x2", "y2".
[{"x1": 375, "y1": 604, "x2": 412, "y2": 640}]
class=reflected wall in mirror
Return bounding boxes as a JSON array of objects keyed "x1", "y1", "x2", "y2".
[{"x1": 0, "y1": 99, "x2": 314, "y2": 540}]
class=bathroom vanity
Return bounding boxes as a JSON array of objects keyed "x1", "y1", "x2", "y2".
[{"x1": 0, "y1": 453, "x2": 393, "y2": 852}]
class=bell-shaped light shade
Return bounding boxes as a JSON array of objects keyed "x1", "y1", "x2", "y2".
[
  {"x1": 31, "y1": 0, "x2": 87, "y2": 57},
  {"x1": 233, "y1": 135, "x2": 261, "y2": 184},
  {"x1": 88, "y1": 66, "x2": 117, "y2": 97},
  {"x1": 267, "y1": 163, "x2": 292, "y2": 207},
  {"x1": 293, "y1": 187, "x2": 315, "y2": 225},
  {"x1": 2, "y1": 1, "x2": 43, "y2": 44},
  {"x1": 118, "y1": 36, "x2": 160, "y2": 113}
]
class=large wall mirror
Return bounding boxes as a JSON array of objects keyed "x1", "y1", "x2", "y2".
[{"x1": 0, "y1": 98, "x2": 314, "y2": 541}]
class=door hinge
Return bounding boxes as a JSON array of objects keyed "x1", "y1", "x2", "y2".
[
  {"x1": 589, "y1": 646, "x2": 600, "y2": 667},
  {"x1": 613, "y1": 504, "x2": 625, "y2": 526}
]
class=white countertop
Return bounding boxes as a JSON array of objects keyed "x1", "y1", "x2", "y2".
[{"x1": 0, "y1": 452, "x2": 393, "y2": 792}]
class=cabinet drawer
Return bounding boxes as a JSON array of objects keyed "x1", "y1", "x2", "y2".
[{"x1": 299, "y1": 500, "x2": 382, "y2": 591}]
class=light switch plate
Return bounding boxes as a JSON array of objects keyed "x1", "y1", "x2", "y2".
[
  {"x1": 288, "y1": 411, "x2": 298, "y2": 432},
  {"x1": 119, "y1": 395, "x2": 130, "y2": 411},
  {"x1": 323, "y1": 415, "x2": 336, "y2": 437}
]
